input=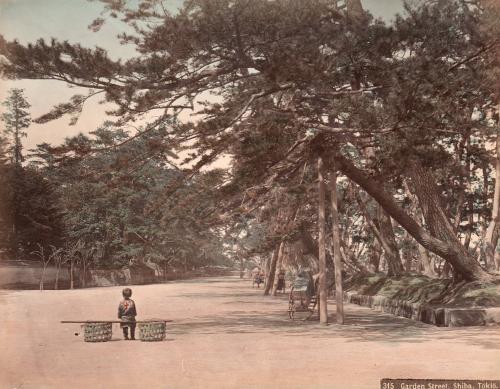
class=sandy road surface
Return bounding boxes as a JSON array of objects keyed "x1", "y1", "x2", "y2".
[{"x1": 1, "y1": 276, "x2": 499, "y2": 389}]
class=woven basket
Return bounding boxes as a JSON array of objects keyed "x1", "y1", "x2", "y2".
[
  {"x1": 82, "y1": 322, "x2": 113, "y2": 342},
  {"x1": 138, "y1": 321, "x2": 166, "y2": 342}
]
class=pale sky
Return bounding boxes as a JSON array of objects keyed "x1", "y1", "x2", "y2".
[{"x1": 0, "y1": 0, "x2": 406, "y2": 151}]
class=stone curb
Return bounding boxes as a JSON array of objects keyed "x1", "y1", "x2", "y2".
[{"x1": 339, "y1": 291, "x2": 500, "y2": 327}]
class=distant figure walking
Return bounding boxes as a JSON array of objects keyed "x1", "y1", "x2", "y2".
[{"x1": 118, "y1": 288, "x2": 137, "y2": 340}]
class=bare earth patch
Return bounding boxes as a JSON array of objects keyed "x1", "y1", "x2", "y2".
[{"x1": 1, "y1": 276, "x2": 499, "y2": 389}]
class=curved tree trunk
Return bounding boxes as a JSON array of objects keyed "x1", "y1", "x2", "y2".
[
  {"x1": 332, "y1": 154, "x2": 494, "y2": 282},
  {"x1": 377, "y1": 207, "x2": 405, "y2": 276},
  {"x1": 408, "y1": 161, "x2": 485, "y2": 281},
  {"x1": 403, "y1": 181, "x2": 438, "y2": 278},
  {"x1": 358, "y1": 138, "x2": 404, "y2": 276},
  {"x1": 356, "y1": 193, "x2": 404, "y2": 276}
]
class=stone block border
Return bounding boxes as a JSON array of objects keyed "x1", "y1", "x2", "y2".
[{"x1": 339, "y1": 291, "x2": 500, "y2": 327}]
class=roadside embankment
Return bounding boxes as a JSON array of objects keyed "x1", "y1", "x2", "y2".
[{"x1": 340, "y1": 274, "x2": 500, "y2": 327}]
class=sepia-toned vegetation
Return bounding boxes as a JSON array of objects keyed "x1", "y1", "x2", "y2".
[{"x1": 0, "y1": 0, "x2": 499, "y2": 314}]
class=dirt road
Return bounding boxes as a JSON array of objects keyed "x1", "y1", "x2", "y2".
[{"x1": 1, "y1": 276, "x2": 499, "y2": 388}]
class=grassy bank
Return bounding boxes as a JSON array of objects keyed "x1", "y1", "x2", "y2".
[{"x1": 344, "y1": 273, "x2": 500, "y2": 308}]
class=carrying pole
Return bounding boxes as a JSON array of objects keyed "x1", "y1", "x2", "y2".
[{"x1": 61, "y1": 320, "x2": 173, "y2": 324}]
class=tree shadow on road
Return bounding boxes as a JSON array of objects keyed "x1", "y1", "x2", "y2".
[
  {"x1": 168, "y1": 307, "x2": 500, "y2": 350},
  {"x1": 163, "y1": 277, "x2": 243, "y2": 285},
  {"x1": 176, "y1": 292, "x2": 260, "y2": 299}
]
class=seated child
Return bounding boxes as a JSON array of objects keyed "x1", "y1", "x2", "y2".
[{"x1": 118, "y1": 288, "x2": 137, "y2": 340}]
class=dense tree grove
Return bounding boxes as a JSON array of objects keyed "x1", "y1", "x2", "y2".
[
  {"x1": 0, "y1": 89, "x2": 63, "y2": 260},
  {"x1": 0, "y1": 0, "x2": 499, "y2": 293},
  {"x1": 0, "y1": 94, "x2": 229, "y2": 281}
]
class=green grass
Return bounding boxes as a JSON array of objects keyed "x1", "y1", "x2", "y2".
[{"x1": 344, "y1": 273, "x2": 500, "y2": 308}]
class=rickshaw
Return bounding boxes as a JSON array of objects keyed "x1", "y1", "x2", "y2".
[
  {"x1": 252, "y1": 271, "x2": 264, "y2": 288},
  {"x1": 288, "y1": 271, "x2": 318, "y2": 320}
]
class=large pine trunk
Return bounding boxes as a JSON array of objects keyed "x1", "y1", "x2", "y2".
[
  {"x1": 377, "y1": 207, "x2": 405, "y2": 276},
  {"x1": 408, "y1": 162, "x2": 488, "y2": 282},
  {"x1": 356, "y1": 193, "x2": 404, "y2": 276},
  {"x1": 360, "y1": 143, "x2": 404, "y2": 276},
  {"x1": 403, "y1": 181, "x2": 438, "y2": 277},
  {"x1": 332, "y1": 154, "x2": 495, "y2": 282}
]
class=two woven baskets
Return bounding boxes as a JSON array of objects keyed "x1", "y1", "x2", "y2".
[{"x1": 82, "y1": 321, "x2": 166, "y2": 342}]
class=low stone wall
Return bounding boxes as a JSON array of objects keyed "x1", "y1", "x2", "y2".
[
  {"x1": 88, "y1": 269, "x2": 129, "y2": 287},
  {"x1": 1, "y1": 262, "x2": 235, "y2": 289},
  {"x1": 341, "y1": 291, "x2": 500, "y2": 327},
  {"x1": 0, "y1": 263, "x2": 70, "y2": 290},
  {"x1": 87, "y1": 267, "x2": 166, "y2": 287},
  {"x1": 78, "y1": 266, "x2": 234, "y2": 287}
]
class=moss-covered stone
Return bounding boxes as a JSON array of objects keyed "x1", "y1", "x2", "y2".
[
  {"x1": 446, "y1": 309, "x2": 487, "y2": 327},
  {"x1": 344, "y1": 274, "x2": 500, "y2": 308},
  {"x1": 341, "y1": 274, "x2": 500, "y2": 327}
]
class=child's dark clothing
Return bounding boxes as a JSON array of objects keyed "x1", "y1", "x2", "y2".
[{"x1": 118, "y1": 298, "x2": 137, "y2": 340}]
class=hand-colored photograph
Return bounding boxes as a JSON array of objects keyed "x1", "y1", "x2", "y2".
[{"x1": 0, "y1": 0, "x2": 499, "y2": 388}]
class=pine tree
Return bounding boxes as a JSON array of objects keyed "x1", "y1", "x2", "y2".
[
  {"x1": 1, "y1": 0, "x2": 498, "y2": 281},
  {"x1": 1, "y1": 89, "x2": 30, "y2": 165}
]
